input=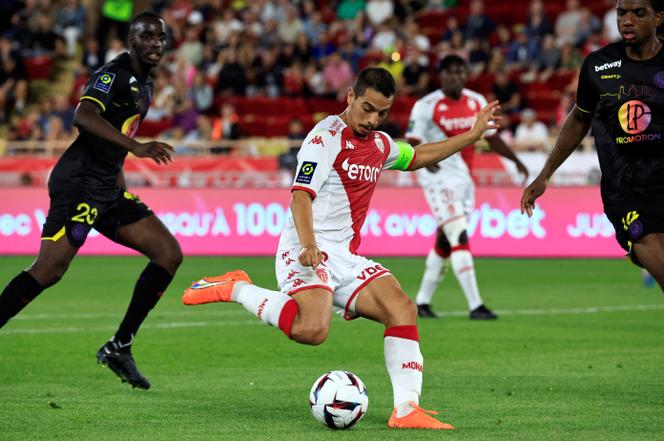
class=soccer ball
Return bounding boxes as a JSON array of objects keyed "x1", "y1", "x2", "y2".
[{"x1": 309, "y1": 370, "x2": 369, "y2": 429}]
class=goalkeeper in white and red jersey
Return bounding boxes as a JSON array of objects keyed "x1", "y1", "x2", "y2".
[
  {"x1": 406, "y1": 55, "x2": 528, "y2": 320},
  {"x1": 182, "y1": 67, "x2": 500, "y2": 430}
]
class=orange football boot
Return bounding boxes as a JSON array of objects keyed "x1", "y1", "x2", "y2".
[
  {"x1": 182, "y1": 270, "x2": 252, "y2": 305},
  {"x1": 387, "y1": 402, "x2": 455, "y2": 430}
]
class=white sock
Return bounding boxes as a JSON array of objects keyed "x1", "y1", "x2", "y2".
[
  {"x1": 384, "y1": 326, "x2": 423, "y2": 417},
  {"x1": 233, "y1": 283, "x2": 293, "y2": 328},
  {"x1": 450, "y1": 250, "x2": 483, "y2": 310},
  {"x1": 415, "y1": 249, "x2": 447, "y2": 305}
]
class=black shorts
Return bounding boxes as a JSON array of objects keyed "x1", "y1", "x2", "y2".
[
  {"x1": 41, "y1": 187, "x2": 153, "y2": 247},
  {"x1": 605, "y1": 207, "x2": 664, "y2": 267}
]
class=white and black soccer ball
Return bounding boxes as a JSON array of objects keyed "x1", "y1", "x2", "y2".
[{"x1": 309, "y1": 370, "x2": 369, "y2": 429}]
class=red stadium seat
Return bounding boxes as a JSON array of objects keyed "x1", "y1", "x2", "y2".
[{"x1": 23, "y1": 55, "x2": 54, "y2": 80}]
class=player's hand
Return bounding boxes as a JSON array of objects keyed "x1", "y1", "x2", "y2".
[
  {"x1": 520, "y1": 175, "x2": 548, "y2": 217},
  {"x1": 299, "y1": 244, "x2": 325, "y2": 268},
  {"x1": 471, "y1": 101, "x2": 501, "y2": 140},
  {"x1": 130, "y1": 140, "x2": 174, "y2": 165},
  {"x1": 515, "y1": 160, "x2": 529, "y2": 185}
]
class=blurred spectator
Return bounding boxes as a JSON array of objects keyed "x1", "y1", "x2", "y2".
[
  {"x1": 377, "y1": 49, "x2": 405, "y2": 83},
  {"x1": 323, "y1": 51, "x2": 354, "y2": 100},
  {"x1": 190, "y1": 70, "x2": 214, "y2": 113},
  {"x1": 82, "y1": 37, "x2": 103, "y2": 75},
  {"x1": 559, "y1": 43, "x2": 581, "y2": 71},
  {"x1": 491, "y1": 69, "x2": 521, "y2": 115},
  {"x1": 467, "y1": 37, "x2": 489, "y2": 75},
  {"x1": 277, "y1": 5, "x2": 304, "y2": 45},
  {"x1": 259, "y1": 19, "x2": 280, "y2": 48},
  {"x1": 11, "y1": 109, "x2": 42, "y2": 141},
  {"x1": 536, "y1": 34, "x2": 561, "y2": 82},
  {"x1": 212, "y1": 9, "x2": 243, "y2": 46},
  {"x1": 310, "y1": 30, "x2": 336, "y2": 61},
  {"x1": 582, "y1": 28, "x2": 607, "y2": 57},
  {"x1": 210, "y1": 102, "x2": 240, "y2": 154},
  {"x1": 525, "y1": 0, "x2": 552, "y2": 43},
  {"x1": 464, "y1": 0, "x2": 495, "y2": 41},
  {"x1": 303, "y1": 61, "x2": 325, "y2": 97},
  {"x1": 145, "y1": 67, "x2": 175, "y2": 122},
  {"x1": 105, "y1": 38, "x2": 127, "y2": 63},
  {"x1": 575, "y1": 7, "x2": 601, "y2": 46},
  {"x1": 96, "y1": 0, "x2": 133, "y2": 53},
  {"x1": 278, "y1": 117, "x2": 306, "y2": 172},
  {"x1": 31, "y1": 15, "x2": 59, "y2": 54},
  {"x1": 304, "y1": 11, "x2": 327, "y2": 46},
  {"x1": 555, "y1": 0, "x2": 583, "y2": 47},
  {"x1": 283, "y1": 60, "x2": 306, "y2": 96},
  {"x1": 52, "y1": 95, "x2": 75, "y2": 132},
  {"x1": 337, "y1": 0, "x2": 367, "y2": 21},
  {"x1": 507, "y1": 26, "x2": 538, "y2": 68},
  {"x1": 441, "y1": 15, "x2": 461, "y2": 42},
  {"x1": 216, "y1": 48, "x2": 247, "y2": 97},
  {"x1": 54, "y1": 0, "x2": 86, "y2": 57},
  {"x1": 514, "y1": 108, "x2": 550, "y2": 152},
  {"x1": 400, "y1": 48, "x2": 430, "y2": 96},
  {"x1": 366, "y1": 0, "x2": 394, "y2": 26},
  {"x1": 603, "y1": 0, "x2": 620, "y2": 42},
  {"x1": 251, "y1": 46, "x2": 284, "y2": 97},
  {"x1": 178, "y1": 27, "x2": 204, "y2": 67},
  {"x1": 371, "y1": 23, "x2": 397, "y2": 52},
  {"x1": 44, "y1": 114, "x2": 71, "y2": 142},
  {"x1": 402, "y1": 16, "x2": 431, "y2": 53},
  {"x1": 555, "y1": 91, "x2": 574, "y2": 127},
  {"x1": 0, "y1": 46, "x2": 27, "y2": 120}
]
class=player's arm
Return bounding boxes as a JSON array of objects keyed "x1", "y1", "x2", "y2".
[
  {"x1": 486, "y1": 135, "x2": 529, "y2": 183},
  {"x1": 291, "y1": 190, "x2": 324, "y2": 267},
  {"x1": 73, "y1": 101, "x2": 173, "y2": 165},
  {"x1": 406, "y1": 101, "x2": 500, "y2": 171},
  {"x1": 520, "y1": 107, "x2": 592, "y2": 216}
]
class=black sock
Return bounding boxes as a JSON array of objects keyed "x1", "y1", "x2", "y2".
[
  {"x1": 113, "y1": 263, "x2": 173, "y2": 348},
  {"x1": 0, "y1": 271, "x2": 44, "y2": 328}
]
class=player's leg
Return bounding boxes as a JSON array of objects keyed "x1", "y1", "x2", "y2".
[
  {"x1": 632, "y1": 233, "x2": 664, "y2": 291},
  {"x1": 184, "y1": 244, "x2": 335, "y2": 344},
  {"x1": 0, "y1": 238, "x2": 78, "y2": 328},
  {"x1": 353, "y1": 275, "x2": 454, "y2": 430},
  {"x1": 442, "y1": 215, "x2": 497, "y2": 320},
  {"x1": 415, "y1": 227, "x2": 450, "y2": 318},
  {"x1": 92, "y1": 192, "x2": 182, "y2": 389}
]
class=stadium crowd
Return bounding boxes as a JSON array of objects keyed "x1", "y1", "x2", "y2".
[{"x1": 0, "y1": 0, "x2": 620, "y2": 155}]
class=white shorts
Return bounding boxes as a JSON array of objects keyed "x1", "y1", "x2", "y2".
[
  {"x1": 275, "y1": 242, "x2": 391, "y2": 320},
  {"x1": 421, "y1": 179, "x2": 475, "y2": 226}
]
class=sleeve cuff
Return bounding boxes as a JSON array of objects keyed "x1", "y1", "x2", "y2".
[
  {"x1": 80, "y1": 96, "x2": 106, "y2": 112},
  {"x1": 292, "y1": 186, "x2": 317, "y2": 199}
]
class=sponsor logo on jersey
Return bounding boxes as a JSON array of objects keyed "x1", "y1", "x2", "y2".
[
  {"x1": 316, "y1": 268, "x2": 329, "y2": 283},
  {"x1": 93, "y1": 72, "x2": 116, "y2": 93},
  {"x1": 600, "y1": 74, "x2": 621, "y2": 80},
  {"x1": 328, "y1": 130, "x2": 337, "y2": 136},
  {"x1": 618, "y1": 100, "x2": 651, "y2": 134},
  {"x1": 345, "y1": 140, "x2": 355, "y2": 150},
  {"x1": 594, "y1": 60, "x2": 622, "y2": 72},
  {"x1": 437, "y1": 116, "x2": 476, "y2": 132},
  {"x1": 357, "y1": 264, "x2": 386, "y2": 280},
  {"x1": 295, "y1": 161, "x2": 317, "y2": 184},
  {"x1": 341, "y1": 158, "x2": 380, "y2": 182},
  {"x1": 402, "y1": 361, "x2": 423, "y2": 372},
  {"x1": 309, "y1": 135, "x2": 325, "y2": 146}
]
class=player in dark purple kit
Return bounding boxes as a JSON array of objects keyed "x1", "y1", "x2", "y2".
[
  {"x1": 0, "y1": 12, "x2": 182, "y2": 388},
  {"x1": 522, "y1": 0, "x2": 664, "y2": 291}
]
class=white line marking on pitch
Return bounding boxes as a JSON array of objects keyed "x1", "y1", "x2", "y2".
[{"x1": 2, "y1": 304, "x2": 664, "y2": 336}]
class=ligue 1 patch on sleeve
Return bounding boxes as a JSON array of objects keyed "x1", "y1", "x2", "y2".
[
  {"x1": 93, "y1": 72, "x2": 116, "y2": 93},
  {"x1": 295, "y1": 161, "x2": 317, "y2": 184}
]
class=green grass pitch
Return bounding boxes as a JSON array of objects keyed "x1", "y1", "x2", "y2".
[{"x1": 1, "y1": 256, "x2": 663, "y2": 441}]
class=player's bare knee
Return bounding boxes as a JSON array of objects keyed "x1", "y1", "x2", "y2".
[{"x1": 291, "y1": 322, "x2": 329, "y2": 345}]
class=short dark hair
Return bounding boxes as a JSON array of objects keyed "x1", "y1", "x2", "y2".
[
  {"x1": 130, "y1": 11, "x2": 163, "y2": 28},
  {"x1": 651, "y1": 0, "x2": 664, "y2": 12},
  {"x1": 439, "y1": 55, "x2": 467, "y2": 72},
  {"x1": 353, "y1": 67, "x2": 396, "y2": 98}
]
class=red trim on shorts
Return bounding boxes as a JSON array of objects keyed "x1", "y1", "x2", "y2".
[
  {"x1": 287, "y1": 284, "x2": 333, "y2": 296},
  {"x1": 343, "y1": 269, "x2": 390, "y2": 320},
  {"x1": 451, "y1": 243, "x2": 470, "y2": 252},
  {"x1": 384, "y1": 325, "x2": 419, "y2": 342},
  {"x1": 278, "y1": 299, "x2": 299, "y2": 338},
  {"x1": 434, "y1": 245, "x2": 451, "y2": 258},
  {"x1": 441, "y1": 215, "x2": 465, "y2": 227},
  {"x1": 291, "y1": 186, "x2": 317, "y2": 199}
]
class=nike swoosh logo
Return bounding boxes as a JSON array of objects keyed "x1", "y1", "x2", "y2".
[{"x1": 191, "y1": 279, "x2": 229, "y2": 289}]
